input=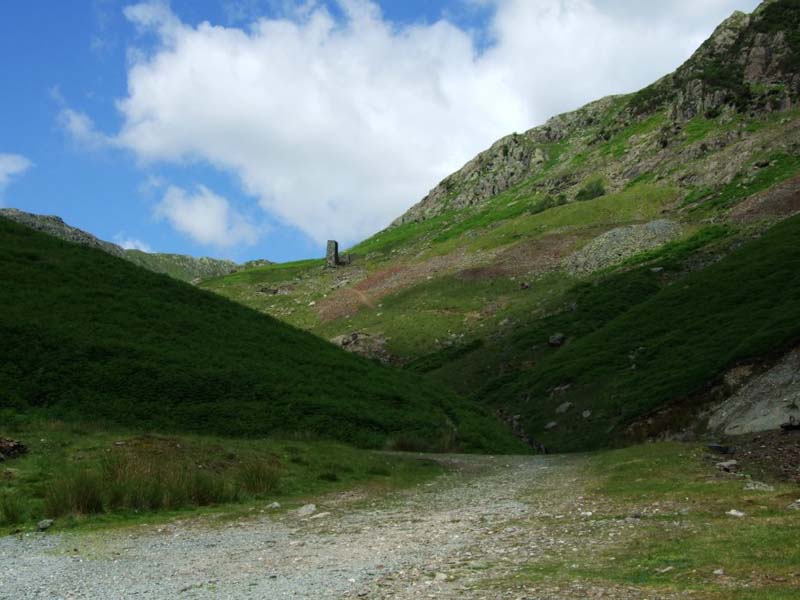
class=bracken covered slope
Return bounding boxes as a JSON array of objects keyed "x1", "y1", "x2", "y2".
[
  {"x1": 0, "y1": 216, "x2": 523, "y2": 453},
  {"x1": 0, "y1": 208, "x2": 248, "y2": 283}
]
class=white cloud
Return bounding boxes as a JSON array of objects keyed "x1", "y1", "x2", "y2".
[
  {"x1": 154, "y1": 184, "x2": 258, "y2": 247},
  {"x1": 110, "y1": 0, "x2": 758, "y2": 245},
  {"x1": 58, "y1": 108, "x2": 113, "y2": 149},
  {"x1": 0, "y1": 153, "x2": 33, "y2": 203},
  {"x1": 114, "y1": 233, "x2": 154, "y2": 252}
]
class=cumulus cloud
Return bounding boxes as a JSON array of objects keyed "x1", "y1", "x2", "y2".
[
  {"x1": 58, "y1": 108, "x2": 113, "y2": 149},
  {"x1": 114, "y1": 233, "x2": 154, "y2": 252},
  {"x1": 111, "y1": 0, "x2": 757, "y2": 245},
  {"x1": 0, "y1": 153, "x2": 33, "y2": 203},
  {"x1": 154, "y1": 184, "x2": 258, "y2": 247}
]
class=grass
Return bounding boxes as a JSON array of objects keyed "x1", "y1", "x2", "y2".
[
  {"x1": 501, "y1": 443, "x2": 800, "y2": 598},
  {"x1": 0, "y1": 217, "x2": 522, "y2": 454},
  {"x1": 479, "y1": 214, "x2": 800, "y2": 451},
  {"x1": 0, "y1": 420, "x2": 446, "y2": 531}
]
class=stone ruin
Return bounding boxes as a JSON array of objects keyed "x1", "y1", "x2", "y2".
[{"x1": 326, "y1": 240, "x2": 350, "y2": 268}]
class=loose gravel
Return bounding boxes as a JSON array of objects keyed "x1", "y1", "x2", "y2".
[{"x1": 0, "y1": 454, "x2": 679, "y2": 599}]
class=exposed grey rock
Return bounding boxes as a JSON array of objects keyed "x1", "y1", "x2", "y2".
[
  {"x1": 725, "y1": 509, "x2": 746, "y2": 518},
  {"x1": 716, "y1": 460, "x2": 739, "y2": 472},
  {"x1": 330, "y1": 332, "x2": 391, "y2": 364},
  {"x1": 267, "y1": 502, "x2": 281, "y2": 510},
  {"x1": 788, "y1": 499, "x2": 800, "y2": 511},
  {"x1": 564, "y1": 220, "x2": 682, "y2": 275},
  {"x1": 545, "y1": 421, "x2": 558, "y2": 431},
  {"x1": 295, "y1": 504, "x2": 317, "y2": 518},
  {"x1": 37, "y1": 519, "x2": 54, "y2": 532},
  {"x1": 707, "y1": 346, "x2": 800, "y2": 435},
  {"x1": 582, "y1": 410, "x2": 592, "y2": 419},
  {"x1": 555, "y1": 402, "x2": 573, "y2": 415},
  {"x1": 744, "y1": 480, "x2": 774, "y2": 492},
  {"x1": 548, "y1": 333, "x2": 566, "y2": 347}
]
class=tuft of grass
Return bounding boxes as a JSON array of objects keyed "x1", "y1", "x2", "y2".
[
  {"x1": 0, "y1": 424, "x2": 449, "y2": 529},
  {"x1": 0, "y1": 491, "x2": 26, "y2": 525}
]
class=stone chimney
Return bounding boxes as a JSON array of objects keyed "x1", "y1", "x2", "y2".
[{"x1": 326, "y1": 240, "x2": 340, "y2": 268}]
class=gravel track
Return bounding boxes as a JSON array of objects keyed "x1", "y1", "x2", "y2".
[{"x1": 0, "y1": 454, "x2": 673, "y2": 599}]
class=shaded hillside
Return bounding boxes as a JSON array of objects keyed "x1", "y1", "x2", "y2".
[
  {"x1": 0, "y1": 217, "x2": 522, "y2": 453},
  {"x1": 0, "y1": 208, "x2": 248, "y2": 283},
  {"x1": 200, "y1": 0, "x2": 800, "y2": 450}
]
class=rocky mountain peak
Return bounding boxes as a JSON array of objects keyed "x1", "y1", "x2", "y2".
[{"x1": 391, "y1": 0, "x2": 800, "y2": 228}]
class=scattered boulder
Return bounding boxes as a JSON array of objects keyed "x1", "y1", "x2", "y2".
[
  {"x1": 295, "y1": 504, "x2": 317, "y2": 518},
  {"x1": 0, "y1": 438, "x2": 27, "y2": 460},
  {"x1": 545, "y1": 421, "x2": 558, "y2": 431},
  {"x1": 548, "y1": 333, "x2": 567, "y2": 347},
  {"x1": 309, "y1": 511, "x2": 331, "y2": 521},
  {"x1": 726, "y1": 509, "x2": 746, "y2": 518},
  {"x1": 716, "y1": 460, "x2": 739, "y2": 472},
  {"x1": 267, "y1": 502, "x2": 281, "y2": 510},
  {"x1": 582, "y1": 410, "x2": 592, "y2": 419},
  {"x1": 744, "y1": 480, "x2": 774, "y2": 492},
  {"x1": 555, "y1": 402, "x2": 573, "y2": 415},
  {"x1": 787, "y1": 499, "x2": 800, "y2": 511},
  {"x1": 707, "y1": 443, "x2": 734, "y2": 455},
  {"x1": 330, "y1": 332, "x2": 391, "y2": 364},
  {"x1": 37, "y1": 519, "x2": 54, "y2": 532}
]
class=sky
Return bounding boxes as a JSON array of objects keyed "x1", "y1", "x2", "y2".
[{"x1": 0, "y1": 0, "x2": 762, "y2": 263}]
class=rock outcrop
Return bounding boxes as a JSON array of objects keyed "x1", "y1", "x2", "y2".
[{"x1": 391, "y1": 0, "x2": 800, "y2": 227}]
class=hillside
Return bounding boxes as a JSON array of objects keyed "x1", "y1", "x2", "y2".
[
  {"x1": 0, "y1": 216, "x2": 522, "y2": 453},
  {"x1": 202, "y1": 0, "x2": 800, "y2": 451},
  {"x1": 0, "y1": 208, "x2": 250, "y2": 283}
]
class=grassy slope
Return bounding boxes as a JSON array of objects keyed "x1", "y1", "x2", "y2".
[
  {"x1": 0, "y1": 217, "x2": 522, "y2": 453},
  {"x1": 477, "y1": 215, "x2": 800, "y2": 450}
]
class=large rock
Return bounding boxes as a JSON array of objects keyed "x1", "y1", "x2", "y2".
[
  {"x1": 564, "y1": 220, "x2": 683, "y2": 275},
  {"x1": 0, "y1": 438, "x2": 27, "y2": 460},
  {"x1": 707, "y1": 346, "x2": 800, "y2": 435},
  {"x1": 330, "y1": 331, "x2": 391, "y2": 364}
]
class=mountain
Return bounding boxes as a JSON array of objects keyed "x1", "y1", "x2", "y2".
[
  {"x1": 0, "y1": 216, "x2": 522, "y2": 453},
  {"x1": 0, "y1": 208, "x2": 254, "y2": 283},
  {"x1": 203, "y1": 0, "x2": 800, "y2": 451}
]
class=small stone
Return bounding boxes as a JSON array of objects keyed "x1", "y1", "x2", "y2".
[
  {"x1": 726, "y1": 509, "x2": 746, "y2": 518},
  {"x1": 787, "y1": 499, "x2": 800, "y2": 511},
  {"x1": 434, "y1": 573, "x2": 448, "y2": 582},
  {"x1": 37, "y1": 519, "x2": 54, "y2": 532},
  {"x1": 713, "y1": 568, "x2": 725, "y2": 576},
  {"x1": 555, "y1": 402, "x2": 573, "y2": 414},
  {"x1": 655, "y1": 566, "x2": 674, "y2": 574},
  {"x1": 267, "y1": 502, "x2": 281, "y2": 509},
  {"x1": 295, "y1": 504, "x2": 317, "y2": 518},
  {"x1": 309, "y1": 511, "x2": 331, "y2": 520},
  {"x1": 545, "y1": 421, "x2": 558, "y2": 431},
  {"x1": 582, "y1": 410, "x2": 592, "y2": 419},
  {"x1": 744, "y1": 481, "x2": 774, "y2": 492},
  {"x1": 650, "y1": 267, "x2": 664, "y2": 273},
  {"x1": 716, "y1": 460, "x2": 738, "y2": 472},
  {"x1": 548, "y1": 333, "x2": 566, "y2": 347}
]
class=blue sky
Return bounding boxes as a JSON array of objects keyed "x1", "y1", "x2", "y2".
[{"x1": 0, "y1": 0, "x2": 760, "y2": 263}]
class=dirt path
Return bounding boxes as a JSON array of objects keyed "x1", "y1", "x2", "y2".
[{"x1": 0, "y1": 454, "x2": 676, "y2": 599}]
